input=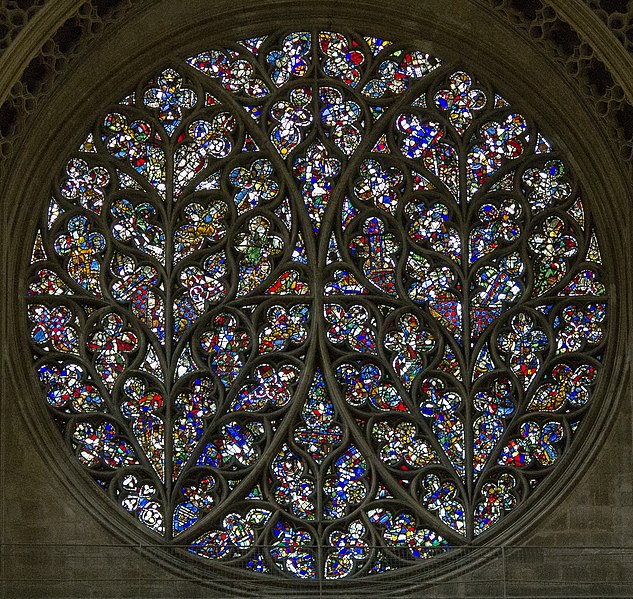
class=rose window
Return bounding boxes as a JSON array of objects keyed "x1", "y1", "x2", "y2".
[{"x1": 26, "y1": 30, "x2": 608, "y2": 580}]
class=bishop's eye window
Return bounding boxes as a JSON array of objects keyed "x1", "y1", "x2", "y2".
[{"x1": 26, "y1": 30, "x2": 607, "y2": 580}]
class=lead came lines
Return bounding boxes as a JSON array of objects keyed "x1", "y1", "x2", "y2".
[{"x1": 26, "y1": 30, "x2": 608, "y2": 580}]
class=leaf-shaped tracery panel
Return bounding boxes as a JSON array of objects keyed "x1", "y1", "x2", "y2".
[{"x1": 26, "y1": 31, "x2": 608, "y2": 580}]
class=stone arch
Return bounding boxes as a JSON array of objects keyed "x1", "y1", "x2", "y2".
[{"x1": 1, "y1": 1, "x2": 631, "y2": 596}]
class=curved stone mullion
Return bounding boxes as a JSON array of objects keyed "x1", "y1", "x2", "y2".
[
  {"x1": 315, "y1": 63, "x2": 456, "y2": 264},
  {"x1": 177, "y1": 57, "x2": 319, "y2": 267},
  {"x1": 170, "y1": 335, "x2": 319, "y2": 546},
  {"x1": 317, "y1": 333, "x2": 467, "y2": 547},
  {"x1": 470, "y1": 301, "x2": 561, "y2": 501},
  {"x1": 70, "y1": 305, "x2": 171, "y2": 501}
]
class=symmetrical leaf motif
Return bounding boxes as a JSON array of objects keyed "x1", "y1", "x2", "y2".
[{"x1": 27, "y1": 31, "x2": 608, "y2": 580}]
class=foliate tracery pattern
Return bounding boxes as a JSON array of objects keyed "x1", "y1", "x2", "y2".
[{"x1": 27, "y1": 30, "x2": 607, "y2": 580}]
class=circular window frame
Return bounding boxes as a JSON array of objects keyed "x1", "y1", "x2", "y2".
[{"x1": 3, "y1": 2, "x2": 631, "y2": 592}]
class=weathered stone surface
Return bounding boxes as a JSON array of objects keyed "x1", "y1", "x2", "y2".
[{"x1": 1, "y1": 1, "x2": 632, "y2": 596}]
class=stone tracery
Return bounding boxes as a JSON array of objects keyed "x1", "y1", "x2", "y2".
[{"x1": 25, "y1": 29, "x2": 608, "y2": 580}]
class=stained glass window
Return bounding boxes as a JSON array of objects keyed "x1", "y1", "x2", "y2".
[{"x1": 26, "y1": 30, "x2": 607, "y2": 580}]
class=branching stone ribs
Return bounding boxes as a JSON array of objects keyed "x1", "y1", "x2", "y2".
[{"x1": 25, "y1": 29, "x2": 608, "y2": 580}]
